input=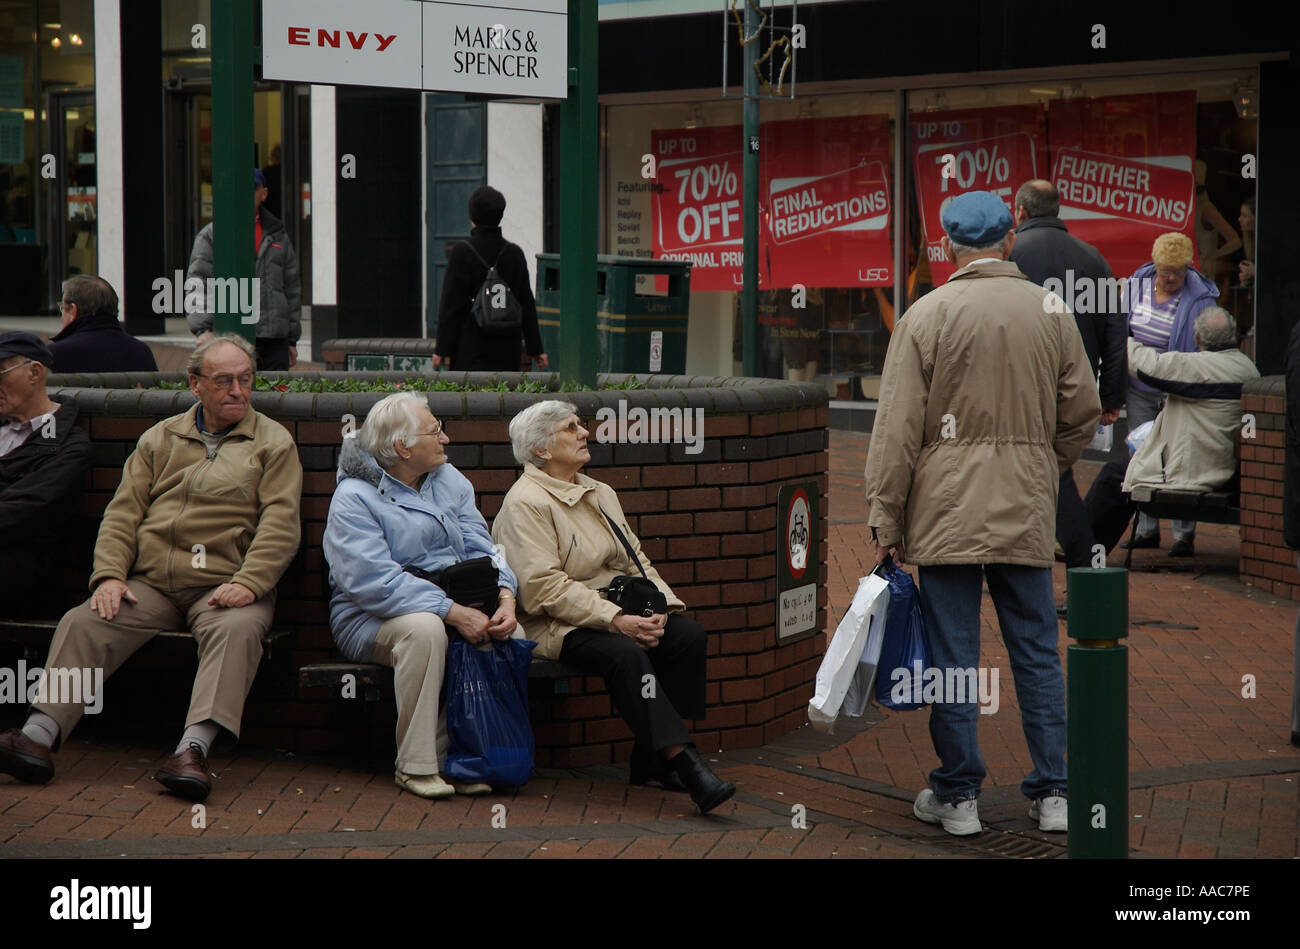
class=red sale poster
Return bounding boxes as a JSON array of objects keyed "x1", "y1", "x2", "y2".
[
  {"x1": 761, "y1": 114, "x2": 893, "y2": 289},
  {"x1": 651, "y1": 125, "x2": 744, "y2": 291},
  {"x1": 911, "y1": 105, "x2": 1047, "y2": 283},
  {"x1": 650, "y1": 115, "x2": 893, "y2": 291},
  {"x1": 1048, "y1": 91, "x2": 1197, "y2": 282}
]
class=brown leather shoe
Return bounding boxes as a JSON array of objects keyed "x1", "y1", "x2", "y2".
[
  {"x1": 0, "y1": 728, "x2": 54, "y2": 784},
  {"x1": 153, "y1": 743, "x2": 213, "y2": 802}
]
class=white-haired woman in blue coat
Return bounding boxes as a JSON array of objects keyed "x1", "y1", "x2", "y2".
[{"x1": 323, "y1": 392, "x2": 520, "y2": 800}]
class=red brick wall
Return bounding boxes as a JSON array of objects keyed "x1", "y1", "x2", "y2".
[
  {"x1": 46, "y1": 372, "x2": 830, "y2": 767},
  {"x1": 1239, "y1": 377, "x2": 1297, "y2": 599}
]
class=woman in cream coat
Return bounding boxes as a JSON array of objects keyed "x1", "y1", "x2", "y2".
[{"x1": 492, "y1": 400, "x2": 734, "y2": 814}]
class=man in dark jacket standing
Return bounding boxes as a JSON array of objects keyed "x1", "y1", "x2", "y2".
[
  {"x1": 186, "y1": 169, "x2": 301, "y2": 371},
  {"x1": 47, "y1": 275, "x2": 158, "y2": 373},
  {"x1": 1009, "y1": 179, "x2": 1126, "y2": 571},
  {"x1": 0, "y1": 332, "x2": 94, "y2": 611},
  {"x1": 433, "y1": 186, "x2": 547, "y2": 372}
]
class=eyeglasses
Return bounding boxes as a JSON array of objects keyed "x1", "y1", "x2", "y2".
[
  {"x1": 0, "y1": 360, "x2": 36, "y2": 378},
  {"x1": 410, "y1": 420, "x2": 444, "y2": 438},
  {"x1": 194, "y1": 371, "x2": 254, "y2": 390},
  {"x1": 557, "y1": 419, "x2": 587, "y2": 435}
]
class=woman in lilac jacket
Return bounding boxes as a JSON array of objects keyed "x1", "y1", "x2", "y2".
[{"x1": 1123, "y1": 232, "x2": 1221, "y2": 556}]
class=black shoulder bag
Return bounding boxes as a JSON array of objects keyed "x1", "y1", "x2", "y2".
[
  {"x1": 404, "y1": 556, "x2": 500, "y2": 616},
  {"x1": 598, "y1": 510, "x2": 668, "y2": 618}
]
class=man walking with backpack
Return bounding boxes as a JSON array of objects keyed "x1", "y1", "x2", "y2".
[{"x1": 434, "y1": 186, "x2": 548, "y2": 372}]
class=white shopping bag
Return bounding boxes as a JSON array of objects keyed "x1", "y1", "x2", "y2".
[
  {"x1": 1087, "y1": 422, "x2": 1113, "y2": 453},
  {"x1": 808, "y1": 573, "x2": 890, "y2": 732}
]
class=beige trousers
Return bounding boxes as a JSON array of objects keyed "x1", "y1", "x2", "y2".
[
  {"x1": 370, "y1": 613, "x2": 527, "y2": 776},
  {"x1": 34, "y1": 578, "x2": 274, "y2": 746}
]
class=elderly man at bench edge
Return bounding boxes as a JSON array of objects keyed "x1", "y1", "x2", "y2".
[
  {"x1": 0, "y1": 334, "x2": 303, "y2": 802},
  {"x1": 1083, "y1": 307, "x2": 1259, "y2": 558}
]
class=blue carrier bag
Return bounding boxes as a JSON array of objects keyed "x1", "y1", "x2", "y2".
[
  {"x1": 444, "y1": 637, "x2": 538, "y2": 787},
  {"x1": 874, "y1": 560, "x2": 933, "y2": 711}
]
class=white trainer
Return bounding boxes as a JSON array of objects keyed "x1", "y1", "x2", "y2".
[
  {"x1": 913, "y1": 788, "x2": 982, "y2": 836},
  {"x1": 1029, "y1": 794, "x2": 1068, "y2": 832}
]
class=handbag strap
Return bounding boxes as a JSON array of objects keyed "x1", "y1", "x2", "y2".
[{"x1": 600, "y1": 508, "x2": 650, "y2": 581}]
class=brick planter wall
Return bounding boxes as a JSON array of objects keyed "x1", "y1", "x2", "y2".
[
  {"x1": 41, "y1": 370, "x2": 829, "y2": 767},
  {"x1": 1240, "y1": 376, "x2": 1298, "y2": 599}
]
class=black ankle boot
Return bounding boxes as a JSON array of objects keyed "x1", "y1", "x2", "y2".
[
  {"x1": 629, "y1": 746, "x2": 688, "y2": 793},
  {"x1": 669, "y1": 747, "x2": 735, "y2": 814}
]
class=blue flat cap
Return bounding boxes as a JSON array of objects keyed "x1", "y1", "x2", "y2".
[{"x1": 942, "y1": 191, "x2": 1013, "y2": 246}]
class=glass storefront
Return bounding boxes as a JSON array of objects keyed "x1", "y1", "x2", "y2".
[
  {"x1": 604, "y1": 65, "x2": 1260, "y2": 389},
  {"x1": 0, "y1": 0, "x2": 95, "y2": 313}
]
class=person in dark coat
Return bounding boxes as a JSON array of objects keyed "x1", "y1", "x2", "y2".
[
  {"x1": 0, "y1": 332, "x2": 94, "y2": 613},
  {"x1": 433, "y1": 186, "x2": 548, "y2": 373},
  {"x1": 1009, "y1": 180, "x2": 1126, "y2": 572},
  {"x1": 1284, "y1": 316, "x2": 1300, "y2": 747},
  {"x1": 47, "y1": 275, "x2": 158, "y2": 373}
]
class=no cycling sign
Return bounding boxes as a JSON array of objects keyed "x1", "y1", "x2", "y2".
[{"x1": 777, "y1": 482, "x2": 818, "y2": 641}]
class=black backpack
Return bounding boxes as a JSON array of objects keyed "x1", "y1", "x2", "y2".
[{"x1": 463, "y1": 242, "x2": 523, "y2": 336}]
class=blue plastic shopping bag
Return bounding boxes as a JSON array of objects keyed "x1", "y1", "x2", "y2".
[
  {"x1": 444, "y1": 637, "x2": 538, "y2": 787},
  {"x1": 874, "y1": 561, "x2": 933, "y2": 710}
]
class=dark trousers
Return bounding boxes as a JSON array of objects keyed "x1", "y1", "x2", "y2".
[
  {"x1": 1056, "y1": 467, "x2": 1098, "y2": 568},
  {"x1": 558, "y1": 614, "x2": 706, "y2": 755},
  {"x1": 255, "y1": 338, "x2": 291, "y2": 372},
  {"x1": 1082, "y1": 458, "x2": 1136, "y2": 555}
]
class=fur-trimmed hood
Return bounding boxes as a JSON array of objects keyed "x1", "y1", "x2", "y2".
[{"x1": 336, "y1": 435, "x2": 384, "y2": 487}]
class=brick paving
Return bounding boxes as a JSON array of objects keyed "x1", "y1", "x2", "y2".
[{"x1": 1, "y1": 429, "x2": 1297, "y2": 859}]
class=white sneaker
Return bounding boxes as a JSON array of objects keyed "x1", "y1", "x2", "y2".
[
  {"x1": 913, "y1": 789, "x2": 982, "y2": 836},
  {"x1": 1029, "y1": 794, "x2": 1068, "y2": 832}
]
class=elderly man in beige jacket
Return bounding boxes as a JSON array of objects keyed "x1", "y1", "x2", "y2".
[
  {"x1": 0, "y1": 335, "x2": 302, "y2": 803},
  {"x1": 864, "y1": 191, "x2": 1100, "y2": 837},
  {"x1": 1085, "y1": 307, "x2": 1258, "y2": 556}
]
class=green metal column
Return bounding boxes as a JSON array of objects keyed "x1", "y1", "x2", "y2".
[
  {"x1": 1066, "y1": 566, "x2": 1129, "y2": 859},
  {"x1": 740, "y1": 0, "x2": 759, "y2": 377},
  {"x1": 211, "y1": 0, "x2": 256, "y2": 341},
  {"x1": 558, "y1": 0, "x2": 598, "y2": 387}
]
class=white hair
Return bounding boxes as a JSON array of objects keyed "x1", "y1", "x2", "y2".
[
  {"x1": 1193, "y1": 307, "x2": 1237, "y2": 350},
  {"x1": 359, "y1": 392, "x2": 426, "y2": 468},
  {"x1": 509, "y1": 400, "x2": 577, "y2": 467},
  {"x1": 948, "y1": 235, "x2": 1008, "y2": 257}
]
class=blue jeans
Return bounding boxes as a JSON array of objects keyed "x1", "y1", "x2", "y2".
[{"x1": 917, "y1": 563, "x2": 1067, "y2": 802}]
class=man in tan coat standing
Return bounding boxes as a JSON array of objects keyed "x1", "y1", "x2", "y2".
[
  {"x1": 864, "y1": 191, "x2": 1100, "y2": 836},
  {"x1": 0, "y1": 335, "x2": 302, "y2": 803}
]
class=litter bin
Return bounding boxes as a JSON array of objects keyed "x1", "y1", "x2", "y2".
[{"x1": 535, "y1": 255, "x2": 692, "y2": 374}]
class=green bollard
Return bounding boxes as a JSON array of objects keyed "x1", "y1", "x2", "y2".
[{"x1": 1066, "y1": 566, "x2": 1128, "y2": 859}]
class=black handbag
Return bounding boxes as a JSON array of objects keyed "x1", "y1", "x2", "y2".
[
  {"x1": 405, "y1": 555, "x2": 500, "y2": 615},
  {"x1": 598, "y1": 511, "x2": 669, "y2": 618}
]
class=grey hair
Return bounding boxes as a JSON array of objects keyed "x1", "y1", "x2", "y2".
[
  {"x1": 359, "y1": 392, "x2": 428, "y2": 468},
  {"x1": 509, "y1": 399, "x2": 578, "y2": 467},
  {"x1": 1014, "y1": 179, "x2": 1060, "y2": 219},
  {"x1": 186, "y1": 333, "x2": 256, "y2": 377},
  {"x1": 1194, "y1": 307, "x2": 1237, "y2": 350},
  {"x1": 948, "y1": 235, "x2": 1009, "y2": 258}
]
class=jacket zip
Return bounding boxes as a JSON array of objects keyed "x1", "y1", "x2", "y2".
[{"x1": 167, "y1": 438, "x2": 215, "y2": 592}]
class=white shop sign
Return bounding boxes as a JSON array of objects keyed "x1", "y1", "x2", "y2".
[{"x1": 262, "y1": 0, "x2": 568, "y2": 99}]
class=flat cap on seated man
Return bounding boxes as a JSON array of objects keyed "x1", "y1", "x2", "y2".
[
  {"x1": 0, "y1": 332, "x2": 94, "y2": 608},
  {"x1": 0, "y1": 335, "x2": 303, "y2": 802}
]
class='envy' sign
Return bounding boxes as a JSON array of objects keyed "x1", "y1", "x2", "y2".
[{"x1": 287, "y1": 28, "x2": 397, "y2": 51}]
